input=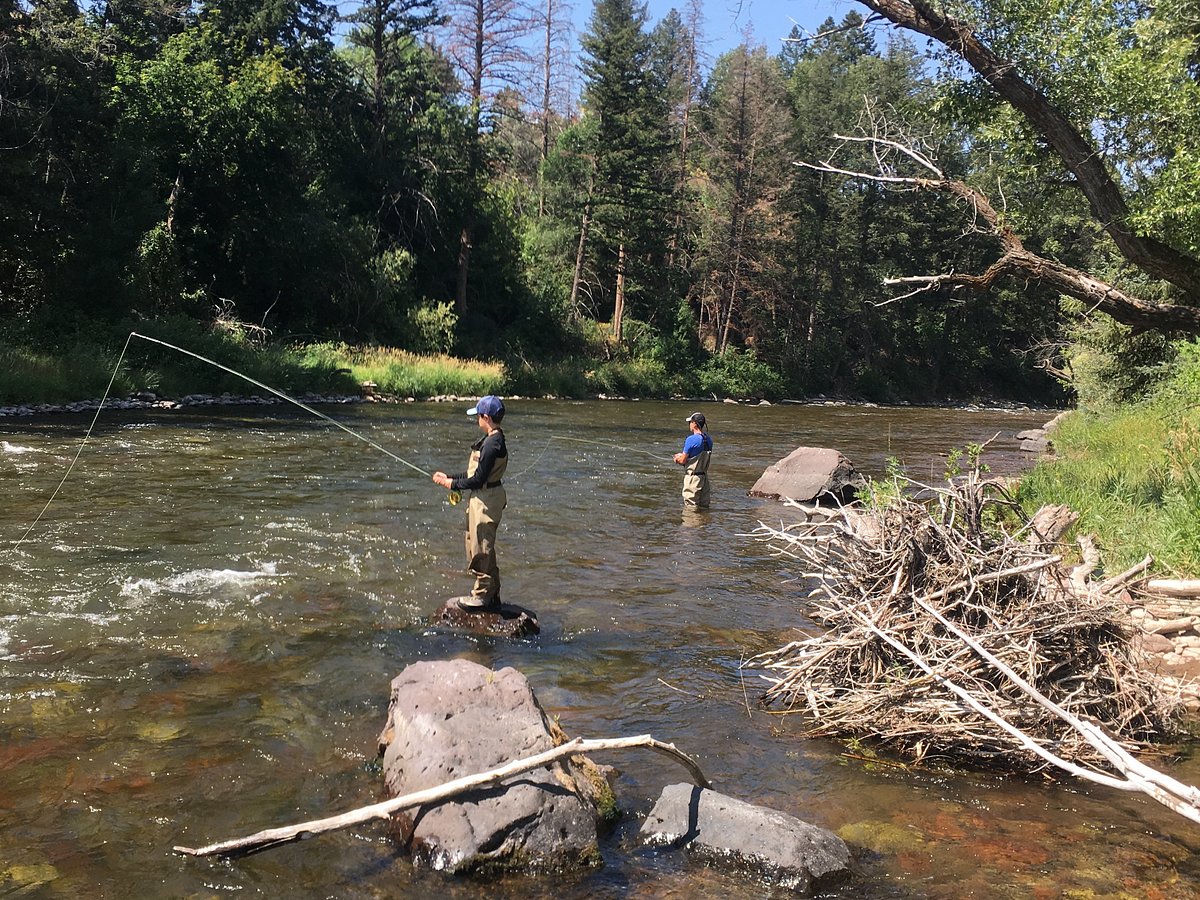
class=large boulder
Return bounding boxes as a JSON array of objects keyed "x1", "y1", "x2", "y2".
[
  {"x1": 376, "y1": 660, "x2": 613, "y2": 874},
  {"x1": 639, "y1": 783, "x2": 851, "y2": 894},
  {"x1": 749, "y1": 447, "x2": 864, "y2": 504}
]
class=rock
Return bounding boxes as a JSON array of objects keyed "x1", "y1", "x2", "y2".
[
  {"x1": 1015, "y1": 428, "x2": 1045, "y2": 441},
  {"x1": 838, "y1": 819, "x2": 927, "y2": 854},
  {"x1": 431, "y1": 599, "x2": 540, "y2": 637},
  {"x1": 1018, "y1": 437, "x2": 1050, "y2": 453},
  {"x1": 377, "y1": 660, "x2": 610, "y2": 874},
  {"x1": 1042, "y1": 411, "x2": 1069, "y2": 433},
  {"x1": 1138, "y1": 631, "x2": 1177, "y2": 655},
  {"x1": 639, "y1": 783, "x2": 850, "y2": 894},
  {"x1": 749, "y1": 447, "x2": 865, "y2": 504}
]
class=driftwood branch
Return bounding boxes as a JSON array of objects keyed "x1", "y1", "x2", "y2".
[
  {"x1": 174, "y1": 735, "x2": 708, "y2": 859},
  {"x1": 910, "y1": 595, "x2": 1200, "y2": 825}
]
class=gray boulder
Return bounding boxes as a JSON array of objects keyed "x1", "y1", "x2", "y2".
[
  {"x1": 640, "y1": 783, "x2": 851, "y2": 894},
  {"x1": 376, "y1": 660, "x2": 612, "y2": 874},
  {"x1": 749, "y1": 446, "x2": 865, "y2": 504}
]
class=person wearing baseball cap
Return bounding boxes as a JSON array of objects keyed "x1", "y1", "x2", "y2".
[
  {"x1": 432, "y1": 396, "x2": 508, "y2": 610},
  {"x1": 672, "y1": 411, "x2": 712, "y2": 508}
]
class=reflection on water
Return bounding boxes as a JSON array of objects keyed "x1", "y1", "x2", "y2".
[{"x1": 2, "y1": 400, "x2": 1199, "y2": 897}]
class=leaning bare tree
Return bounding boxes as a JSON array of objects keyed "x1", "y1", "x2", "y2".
[{"x1": 811, "y1": 0, "x2": 1200, "y2": 334}]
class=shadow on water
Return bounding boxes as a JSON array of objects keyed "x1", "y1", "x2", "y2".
[{"x1": 3, "y1": 399, "x2": 1200, "y2": 897}]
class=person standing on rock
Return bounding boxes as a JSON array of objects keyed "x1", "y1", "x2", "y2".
[
  {"x1": 673, "y1": 412, "x2": 712, "y2": 508},
  {"x1": 433, "y1": 396, "x2": 508, "y2": 611}
]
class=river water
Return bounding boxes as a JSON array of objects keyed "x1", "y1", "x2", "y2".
[{"x1": 2, "y1": 399, "x2": 1198, "y2": 898}]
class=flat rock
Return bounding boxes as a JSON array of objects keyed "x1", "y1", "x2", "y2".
[
  {"x1": 431, "y1": 599, "x2": 539, "y2": 637},
  {"x1": 377, "y1": 660, "x2": 611, "y2": 874},
  {"x1": 639, "y1": 783, "x2": 851, "y2": 894},
  {"x1": 1019, "y1": 437, "x2": 1051, "y2": 454},
  {"x1": 748, "y1": 446, "x2": 864, "y2": 504}
]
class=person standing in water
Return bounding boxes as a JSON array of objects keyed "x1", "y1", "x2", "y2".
[
  {"x1": 673, "y1": 411, "x2": 712, "y2": 508},
  {"x1": 433, "y1": 396, "x2": 508, "y2": 611}
]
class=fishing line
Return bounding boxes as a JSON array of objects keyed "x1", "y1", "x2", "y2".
[
  {"x1": 509, "y1": 434, "x2": 672, "y2": 480},
  {"x1": 12, "y1": 331, "x2": 449, "y2": 552},
  {"x1": 13, "y1": 333, "x2": 134, "y2": 552},
  {"x1": 128, "y1": 333, "x2": 434, "y2": 478}
]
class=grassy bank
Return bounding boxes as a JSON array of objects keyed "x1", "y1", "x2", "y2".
[
  {"x1": 1017, "y1": 342, "x2": 1200, "y2": 576},
  {"x1": 0, "y1": 314, "x2": 796, "y2": 406},
  {"x1": 0, "y1": 318, "x2": 505, "y2": 405}
]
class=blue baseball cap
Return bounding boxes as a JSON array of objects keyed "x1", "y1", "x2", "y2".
[{"x1": 467, "y1": 395, "x2": 504, "y2": 420}]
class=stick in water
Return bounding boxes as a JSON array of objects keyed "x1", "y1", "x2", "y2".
[{"x1": 174, "y1": 735, "x2": 709, "y2": 858}]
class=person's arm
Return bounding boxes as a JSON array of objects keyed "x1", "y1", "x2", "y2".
[{"x1": 674, "y1": 434, "x2": 698, "y2": 465}]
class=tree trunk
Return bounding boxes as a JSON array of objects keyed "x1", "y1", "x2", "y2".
[
  {"x1": 613, "y1": 243, "x2": 626, "y2": 345},
  {"x1": 538, "y1": 0, "x2": 553, "y2": 218},
  {"x1": 165, "y1": 172, "x2": 182, "y2": 235},
  {"x1": 568, "y1": 199, "x2": 592, "y2": 319}
]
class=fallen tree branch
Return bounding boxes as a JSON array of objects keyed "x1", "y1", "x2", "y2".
[
  {"x1": 910, "y1": 596, "x2": 1200, "y2": 825},
  {"x1": 1144, "y1": 579, "x2": 1200, "y2": 599},
  {"x1": 174, "y1": 735, "x2": 708, "y2": 859}
]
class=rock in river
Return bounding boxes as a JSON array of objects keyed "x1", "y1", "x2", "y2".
[
  {"x1": 749, "y1": 446, "x2": 865, "y2": 504},
  {"x1": 376, "y1": 659, "x2": 613, "y2": 874},
  {"x1": 639, "y1": 783, "x2": 851, "y2": 894}
]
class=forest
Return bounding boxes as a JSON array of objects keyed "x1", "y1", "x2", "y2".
[{"x1": 2, "y1": 0, "x2": 1199, "y2": 404}]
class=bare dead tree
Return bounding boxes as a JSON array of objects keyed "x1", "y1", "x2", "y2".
[
  {"x1": 833, "y1": 0, "x2": 1200, "y2": 332},
  {"x1": 439, "y1": 0, "x2": 536, "y2": 312}
]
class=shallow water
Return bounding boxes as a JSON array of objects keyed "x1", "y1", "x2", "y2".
[{"x1": 2, "y1": 399, "x2": 1198, "y2": 898}]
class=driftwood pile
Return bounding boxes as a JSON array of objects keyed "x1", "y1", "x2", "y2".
[{"x1": 748, "y1": 475, "x2": 1185, "y2": 775}]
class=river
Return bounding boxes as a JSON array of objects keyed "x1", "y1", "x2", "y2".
[{"x1": 2, "y1": 399, "x2": 1198, "y2": 898}]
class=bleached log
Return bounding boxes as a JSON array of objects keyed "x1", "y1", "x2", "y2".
[
  {"x1": 174, "y1": 735, "x2": 707, "y2": 859},
  {"x1": 909, "y1": 597, "x2": 1200, "y2": 826},
  {"x1": 1146, "y1": 617, "x2": 1198, "y2": 637},
  {"x1": 1144, "y1": 579, "x2": 1200, "y2": 598}
]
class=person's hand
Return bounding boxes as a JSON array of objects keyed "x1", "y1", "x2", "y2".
[
  {"x1": 673, "y1": 452, "x2": 687, "y2": 465},
  {"x1": 433, "y1": 471, "x2": 452, "y2": 489}
]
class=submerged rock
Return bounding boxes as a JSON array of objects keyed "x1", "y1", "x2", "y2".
[
  {"x1": 639, "y1": 783, "x2": 851, "y2": 894},
  {"x1": 376, "y1": 659, "x2": 610, "y2": 875},
  {"x1": 430, "y1": 599, "x2": 539, "y2": 637},
  {"x1": 749, "y1": 446, "x2": 865, "y2": 504}
]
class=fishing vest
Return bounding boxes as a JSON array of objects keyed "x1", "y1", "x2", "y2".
[{"x1": 467, "y1": 434, "x2": 508, "y2": 488}]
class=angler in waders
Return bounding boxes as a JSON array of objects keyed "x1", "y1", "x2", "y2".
[
  {"x1": 673, "y1": 412, "x2": 712, "y2": 508},
  {"x1": 433, "y1": 396, "x2": 508, "y2": 612}
]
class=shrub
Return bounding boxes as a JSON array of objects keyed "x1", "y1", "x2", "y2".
[{"x1": 697, "y1": 348, "x2": 785, "y2": 400}]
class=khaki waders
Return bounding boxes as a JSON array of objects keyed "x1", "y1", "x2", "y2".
[
  {"x1": 682, "y1": 447, "x2": 711, "y2": 508},
  {"x1": 464, "y1": 444, "x2": 507, "y2": 601}
]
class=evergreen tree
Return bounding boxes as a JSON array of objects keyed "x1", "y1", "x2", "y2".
[{"x1": 579, "y1": 0, "x2": 673, "y2": 342}]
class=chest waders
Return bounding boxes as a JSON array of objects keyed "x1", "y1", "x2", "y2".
[
  {"x1": 464, "y1": 444, "x2": 507, "y2": 602},
  {"x1": 682, "y1": 447, "x2": 711, "y2": 508}
]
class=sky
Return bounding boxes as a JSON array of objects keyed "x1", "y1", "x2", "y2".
[{"x1": 616, "y1": 0, "x2": 855, "y2": 59}]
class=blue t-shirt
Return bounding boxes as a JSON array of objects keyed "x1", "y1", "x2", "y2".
[{"x1": 681, "y1": 432, "x2": 712, "y2": 459}]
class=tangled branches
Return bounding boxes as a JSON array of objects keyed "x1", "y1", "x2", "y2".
[{"x1": 748, "y1": 476, "x2": 1183, "y2": 774}]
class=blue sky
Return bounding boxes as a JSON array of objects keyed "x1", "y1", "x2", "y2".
[{"x1": 615, "y1": 0, "x2": 857, "y2": 59}]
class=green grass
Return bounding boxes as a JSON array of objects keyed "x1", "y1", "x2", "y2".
[
  {"x1": 0, "y1": 320, "x2": 505, "y2": 405},
  {"x1": 1017, "y1": 404, "x2": 1200, "y2": 576}
]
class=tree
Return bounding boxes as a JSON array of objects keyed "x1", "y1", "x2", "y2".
[
  {"x1": 838, "y1": 0, "x2": 1200, "y2": 333},
  {"x1": 579, "y1": 0, "x2": 673, "y2": 343},
  {"x1": 694, "y1": 44, "x2": 793, "y2": 355}
]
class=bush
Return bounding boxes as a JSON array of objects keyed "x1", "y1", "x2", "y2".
[
  {"x1": 697, "y1": 348, "x2": 785, "y2": 400},
  {"x1": 404, "y1": 301, "x2": 458, "y2": 355}
]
